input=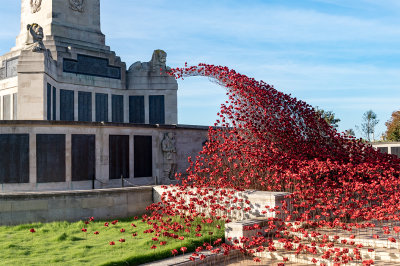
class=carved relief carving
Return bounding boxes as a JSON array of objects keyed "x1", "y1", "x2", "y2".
[
  {"x1": 69, "y1": 0, "x2": 85, "y2": 13},
  {"x1": 161, "y1": 132, "x2": 177, "y2": 181},
  {"x1": 30, "y1": 0, "x2": 42, "y2": 13},
  {"x1": 25, "y1": 23, "x2": 46, "y2": 52}
]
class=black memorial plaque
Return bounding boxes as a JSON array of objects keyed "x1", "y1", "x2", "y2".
[
  {"x1": 63, "y1": 54, "x2": 121, "y2": 79},
  {"x1": 78, "y1": 91, "x2": 92, "y2": 122},
  {"x1": 377, "y1": 147, "x2": 388, "y2": 154},
  {"x1": 134, "y1": 135, "x2": 152, "y2": 177},
  {"x1": 391, "y1": 147, "x2": 400, "y2": 158},
  {"x1": 60, "y1": 89, "x2": 74, "y2": 121},
  {"x1": 109, "y1": 135, "x2": 129, "y2": 179},
  {"x1": 149, "y1": 95, "x2": 165, "y2": 124},
  {"x1": 0, "y1": 134, "x2": 29, "y2": 183},
  {"x1": 36, "y1": 134, "x2": 66, "y2": 183},
  {"x1": 53, "y1": 87, "x2": 57, "y2": 120},
  {"x1": 112, "y1": 95, "x2": 124, "y2": 123},
  {"x1": 96, "y1": 93, "x2": 108, "y2": 122},
  {"x1": 72, "y1": 134, "x2": 95, "y2": 181},
  {"x1": 47, "y1": 84, "x2": 52, "y2": 120},
  {"x1": 129, "y1": 96, "x2": 145, "y2": 124}
]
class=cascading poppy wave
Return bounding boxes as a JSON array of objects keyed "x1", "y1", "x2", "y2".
[{"x1": 146, "y1": 63, "x2": 400, "y2": 264}]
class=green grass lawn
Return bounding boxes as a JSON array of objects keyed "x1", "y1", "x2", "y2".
[{"x1": 0, "y1": 216, "x2": 225, "y2": 266}]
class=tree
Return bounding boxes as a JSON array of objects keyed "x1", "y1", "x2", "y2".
[
  {"x1": 344, "y1": 128, "x2": 355, "y2": 137},
  {"x1": 385, "y1": 110, "x2": 400, "y2": 141},
  {"x1": 315, "y1": 107, "x2": 340, "y2": 128},
  {"x1": 360, "y1": 110, "x2": 379, "y2": 142}
]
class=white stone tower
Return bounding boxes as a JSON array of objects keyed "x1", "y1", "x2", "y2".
[{"x1": 15, "y1": 0, "x2": 105, "y2": 53}]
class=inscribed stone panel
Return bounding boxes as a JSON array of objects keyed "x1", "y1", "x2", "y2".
[
  {"x1": 0, "y1": 134, "x2": 29, "y2": 183},
  {"x1": 13, "y1": 93, "x2": 17, "y2": 120},
  {"x1": 6, "y1": 58, "x2": 18, "y2": 78},
  {"x1": 60, "y1": 89, "x2": 74, "y2": 121},
  {"x1": 149, "y1": 95, "x2": 165, "y2": 124},
  {"x1": 134, "y1": 135, "x2": 152, "y2": 177},
  {"x1": 112, "y1": 95, "x2": 124, "y2": 123},
  {"x1": 0, "y1": 57, "x2": 18, "y2": 80},
  {"x1": 3, "y1": 95, "x2": 10, "y2": 120},
  {"x1": 36, "y1": 134, "x2": 66, "y2": 183},
  {"x1": 72, "y1": 135, "x2": 95, "y2": 181},
  {"x1": 95, "y1": 93, "x2": 108, "y2": 122},
  {"x1": 0, "y1": 66, "x2": 4, "y2": 79},
  {"x1": 109, "y1": 135, "x2": 129, "y2": 179},
  {"x1": 129, "y1": 96, "x2": 145, "y2": 124},
  {"x1": 78, "y1": 91, "x2": 92, "y2": 122}
]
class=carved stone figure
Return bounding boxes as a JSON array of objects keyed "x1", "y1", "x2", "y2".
[
  {"x1": 161, "y1": 132, "x2": 177, "y2": 181},
  {"x1": 128, "y1": 49, "x2": 171, "y2": 73},
  {"x1": 69, "y1": 0, "x2": 85, "y2": 12},
  {"x1": 25, "y1": 23, "x2": 46, "y2": 52},
  {"x1": 30, "y1": 0, "x2": 42, "y2": 13},
  {"x1": 150, "y1": 49, "x2": 170, "y2": 72}
]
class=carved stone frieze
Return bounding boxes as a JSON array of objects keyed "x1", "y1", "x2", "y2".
[
  {"x1": 161, "y1": 132, "x2": 177, "y2": 181},
  {"x1": 69, "y1": 0, "x2": 85, "y2": 13},
  {"x1": 30, "y1": 0, "x2": 42, "y2": 13}
]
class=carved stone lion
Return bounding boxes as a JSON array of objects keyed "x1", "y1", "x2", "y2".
[
  {"x1": 150, "y1": 49, "x2": 170, "y2": 72},
  {"x1": 30, "y1": 0, "x2": 42, "y2": 13},
  {"x1": 25, "y1": 23, "x2": 46, "y2": 52},
  {"x1": 69, "y1": 0, "x2": 85, "y2": 13},
  {"x1": 128, "y1": 49, "x2": 171, "y2": 73}
]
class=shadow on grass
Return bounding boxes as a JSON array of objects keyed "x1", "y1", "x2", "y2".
[{"x1": 101, "y1": 237, "x2": 223, "y2": 266}]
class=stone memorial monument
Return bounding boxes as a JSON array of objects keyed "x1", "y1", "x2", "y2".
[
  {"x1": 0, "y1": 0, "x2": 177, "y2": 124},
  {"x1": 0, "y1": 0, "x2": 208, "y2": 191}
]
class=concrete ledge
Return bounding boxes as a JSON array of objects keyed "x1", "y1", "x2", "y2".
[
  {"x1": 0, "y1": 186, "x2": 153, "y2": 225},
  {"x1": 0, "y1": 186, "x2": 153, "y2": 199},
  {"x1": 0, "y1": 120, "x2": 211, "y2": 131}
]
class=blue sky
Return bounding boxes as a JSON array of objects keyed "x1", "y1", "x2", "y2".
[{"x1": 1, "y1": 0, "x2": 400, "y2": 139}]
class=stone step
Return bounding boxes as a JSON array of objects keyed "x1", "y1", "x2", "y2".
[
  {"x1": 289, "y1": 231, "x2": 400, "y2": 249},
  {"x1": 249, "y1": 238, "x2": 400, "y2": 266},
  {"x1": 272, "y1": 240, "x2": 400, "y2": 262}
]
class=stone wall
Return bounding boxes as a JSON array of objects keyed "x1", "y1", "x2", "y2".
[
  {"x1": 372, "y1": 142, "x2": 400, "y2": 158},
  {"x1": 0, "y1": 186, "x2": 153, "y2": 226},
  {"x1": 0, "y1": 186, "x2": 290, "y2": 226},
  {"x1": 0, "y1": 121, "x2": 208, "y2": 192}
]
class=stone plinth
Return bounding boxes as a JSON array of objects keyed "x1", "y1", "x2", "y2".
[{"x1": 153, "y1": 186, "x2": 291, "y2": 221}]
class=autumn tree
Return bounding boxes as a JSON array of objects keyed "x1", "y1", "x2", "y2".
[{"x1": 385, "y1": 110, "x2": 400, "y2": 141}]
